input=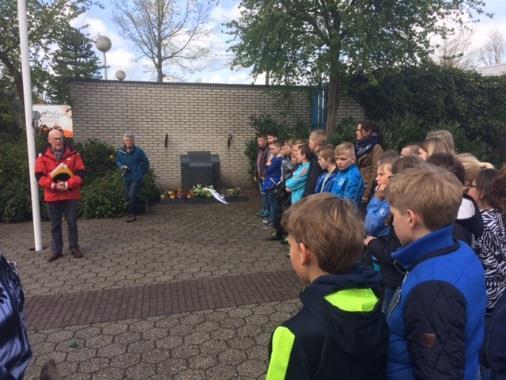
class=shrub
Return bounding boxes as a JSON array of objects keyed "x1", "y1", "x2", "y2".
[
  {"x1": 244, "y1": 115, "x2": 311, "y2": 181},
  {"x1": 80, "y1": 171, "x2": 126, "y2": 219},
  {"x1": 328, "y1": 118, "x2": 356, "y2": 146},
  {"x1": 0, "y1": 134, "x2": 30, "y2": 222},
  {"x1": 349, "y1": 65, "x2": 506, "y2": 164},
  {"x1": 75, "y1": 139, "x2": 116, "y2": 184},
  {"x1": 0, "y1": 135, "x2": 160, "y2": 222},
  {"x1": 138, "y1": 170, "x2": 161, "y2": 203}
]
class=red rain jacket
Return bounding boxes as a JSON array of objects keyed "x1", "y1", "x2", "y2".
[{"x1": 35, "y1": 144, "x2": 85, "y2": 202}]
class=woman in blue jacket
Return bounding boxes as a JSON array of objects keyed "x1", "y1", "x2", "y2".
[{"x1": 116, "y1": 133, "x2": 150, "y2": 222}]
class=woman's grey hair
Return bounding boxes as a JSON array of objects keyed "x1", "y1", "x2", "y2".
[{"x1": 123, "y1": 133, "x2": 135, "y2": 140}]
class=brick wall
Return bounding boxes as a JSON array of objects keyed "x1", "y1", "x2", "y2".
[{"x1": 70, "y1": 80, "x2": 364, "y2": 189}]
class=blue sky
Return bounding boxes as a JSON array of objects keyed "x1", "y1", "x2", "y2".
[{"x1": 76, "y1": 0, "x2": 506, "y2": 83}]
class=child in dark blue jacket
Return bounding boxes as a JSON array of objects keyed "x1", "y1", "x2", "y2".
[
  {"x1": 314, "y1": 146, "x2": 337, "y2": 193},
  {"x1": 266, "y1": 193, "x2": 389, "y2": 380},
  {"x1": 263, "y1": 142, "x2": 283, "y2": 227}
]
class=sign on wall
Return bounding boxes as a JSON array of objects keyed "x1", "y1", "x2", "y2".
[{"x1": 33, "y1": 105, "x2": 73, "y2": 138}]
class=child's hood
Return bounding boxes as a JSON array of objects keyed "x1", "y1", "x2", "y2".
[{"x1": 300, "y1": 264, "x2": 386, "y2": 355}]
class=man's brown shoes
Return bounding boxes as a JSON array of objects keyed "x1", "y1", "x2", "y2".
[
  {"x1": 71, "y1": 247, "x2": 83, "y2": 258},
  {"x1": 47, "y1": 252, "x2": 62, "y2": 262}
]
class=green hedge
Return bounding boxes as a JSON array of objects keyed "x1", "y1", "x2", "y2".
[
  {"x1": 0, "y1": 133, "x2": 47, "y2": 222},
  {"x1": 80, "y1": 171, "x2": 127, "y2": 218},
  {"x1": 349, "y1": 66, "x2": 506, "y2": 163},
  {"x1": 0, "y1": 135, "x2": 160, "y2": 222},
  {"x1": 244, "y1": 115, "x2": 310, "y2": 180}
]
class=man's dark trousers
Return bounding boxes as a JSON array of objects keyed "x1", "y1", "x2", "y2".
[{"x1": 47, "y1": 200, "x2": 79, "y2": 254}]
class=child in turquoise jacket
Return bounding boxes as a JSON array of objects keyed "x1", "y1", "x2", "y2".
[{"x1": 286, "y1": 143, "x2": 311, "y2": 204}]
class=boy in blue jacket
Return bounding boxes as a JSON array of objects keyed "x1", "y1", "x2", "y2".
[
  {"x1": 331, "y1": 142, "x2": 365, "y2": 206},
  {"x1": 314, "y1": 146, "x2": 337, "y2": 193},
  {"x1": 285, "y1": 143, "x2": 311, "y2": 205},
  {"x1": 266, "y1": 193, "x2": 389, "y2": 380},
  {"x1": 364, "y1": 155, "x2": 398, "y2": 239},
  {"x1": 385, "y1": 167, "x2": 486, "y2": 380}
]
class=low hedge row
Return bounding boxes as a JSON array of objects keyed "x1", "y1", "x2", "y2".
[{"x1": 0, "y1": 134, "x2": 160, "y2": 222}]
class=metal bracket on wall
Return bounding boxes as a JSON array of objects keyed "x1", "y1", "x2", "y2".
[
  {"x1": 165, "y1": 133, "x2": 168, "y2": 148},
  {"x1": 227, "y1": 134, "x2": 233, "y2": 148}
]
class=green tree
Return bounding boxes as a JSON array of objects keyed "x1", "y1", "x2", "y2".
[
  {"x1": 46, "y1": 28, "x2": 101, "y2": 105},
  {"x1": 0, "y1": 76, "x2": 20, "y2": 134},
  {"x1": 228, "y1": 0, "x2": 485, "y2": 136},
  {"x1": 0, "y1": 0, "x2": 94, "y2": 104}
]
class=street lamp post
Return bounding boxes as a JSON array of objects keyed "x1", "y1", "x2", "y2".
[
  {"x1": 116, "y1": 70, "x2": 126, "y2": 81},
  {"x1": 96, "y1": 36, "x2": 112, "y2": 80}
]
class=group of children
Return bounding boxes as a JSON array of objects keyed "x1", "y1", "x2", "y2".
[{"x1": 254, "y1": 124, "x2": 506, "y2": 379}]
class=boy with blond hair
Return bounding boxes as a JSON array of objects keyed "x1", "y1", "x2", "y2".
[
  {"x1": 266, "y1": 193, "x2": 388, "y2": 380},
  {"x1": 331, "y1": 142, "x2": 365, "y2": 206},
  {"x1": 315, "y1": 146, "x2": 337, "y2": 193},
  {"x1": 385, "y1": 167, "x2": 486, "y2": 380},
  {"x1": 364, "y1": 155, "x2": 398, "y2": 238}
]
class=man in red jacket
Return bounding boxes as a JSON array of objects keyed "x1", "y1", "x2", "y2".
[{"x1": 35, "y1": 128, "x2": 85, "y2": 262}]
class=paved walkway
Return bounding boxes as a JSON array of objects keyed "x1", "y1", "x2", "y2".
[{"x1": 0, "y1": 195, "x2": 301, "y2": 379}]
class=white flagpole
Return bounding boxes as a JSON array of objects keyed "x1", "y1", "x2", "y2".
[{"x1": 17, "y1": 0, "x2": 42, "y2": 252}]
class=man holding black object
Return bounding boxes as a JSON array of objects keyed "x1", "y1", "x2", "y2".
[
  {"x1": 116, "y1": 133, "x2": 150, "y2": 223},
  {"x1": 35, "y1": 128, "x2": 85, "y2": 262}
]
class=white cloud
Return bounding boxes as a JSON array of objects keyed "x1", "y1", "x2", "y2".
[
  {"x1": 210, "y1": 2, "x2": 241, "y2": 24},
  {"x1": 72, "y1": 4, "x2": 256, "y2": 83},
  {"x1": 184, "y1": 67, "x2": 264, "y2": 85}
]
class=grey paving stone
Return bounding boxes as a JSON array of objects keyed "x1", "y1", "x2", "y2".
[
  {"x1": 218, "y1": 348, "x2": 248, "y2": 365},
  {"x1": 237, "y1": 359, "x2": 266, "y2": 378},
  {"x1": 126, "y1": 340, "x2": 155, "y2": 354},
  {"x1": 206, "y1": 364, "x2": 239, "y2": 380},
  {"x1": 91, "y1": 367, "x2": 125, "y2": 380},
  {"x1": 0, "y1": 201, "x2": 291, "y2": 297},
  {"x1": 75, "y1": 326, "x2": 102, "y2": 340},
  {"x1": 113, "y1": 331, "x2": 141, "y2": 345},
  {"x1": 55, "y1": 338, "x2": 85, "y2": 352},
  {"x1": 184, "y1": 331, "x2": 210, "y2": 345},
  {"x1": 125, "y1": 363, "x2": 157, "y2": 379},
  {"x1": 187, "y1": 354, "x2": 218, "y2": 370},
  {"x1": 176, "y1": 369, "x2": 207, "y2": 380},
  {"x1": 78, "y1": 357, "x2": 110, "y2": 374},
  {"x1": 4, "y1": 197, "x2": 305, "y2": 379},
  {"x1": 156, "y1": 358, "x2": 187, "y2": 377},
  {"x1": 141, "y1": 327, "x2": 169, "y2": 341},
  {"x1": 86, "y1": 335, "x2": 113, "y2": 349},
  {"x1": 109, "y1": 352, "x2": 141, "y2": 369},
  {"x1": 102, "y1": 323, "x2": 129, "y2": 335},
  {"x1": 141, "y1": 349, "x2": 172, "y2": 365},
  {"x1": 171, "y1": 344, "x2": 200, "y2": 360},
  {"x1": 97, "y1": 343, "x2": 127, "y2": 358},
  {"x1": 155, "y1": 334, "x2": 183, "y2": 350},
  {"x1": 46, "y1": 330, "x2": 74, "y2": 343},
  {"x1": 66, "y1": 347, "x2": 97, "y2": 363}
]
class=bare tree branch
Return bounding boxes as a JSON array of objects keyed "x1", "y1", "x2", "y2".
[
  {"x1": 113, "y1": 0, "x2": 211, "y2": 82},
  {"x1": 479, "y1": 27, "x2": 505, "y2": 66}
]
